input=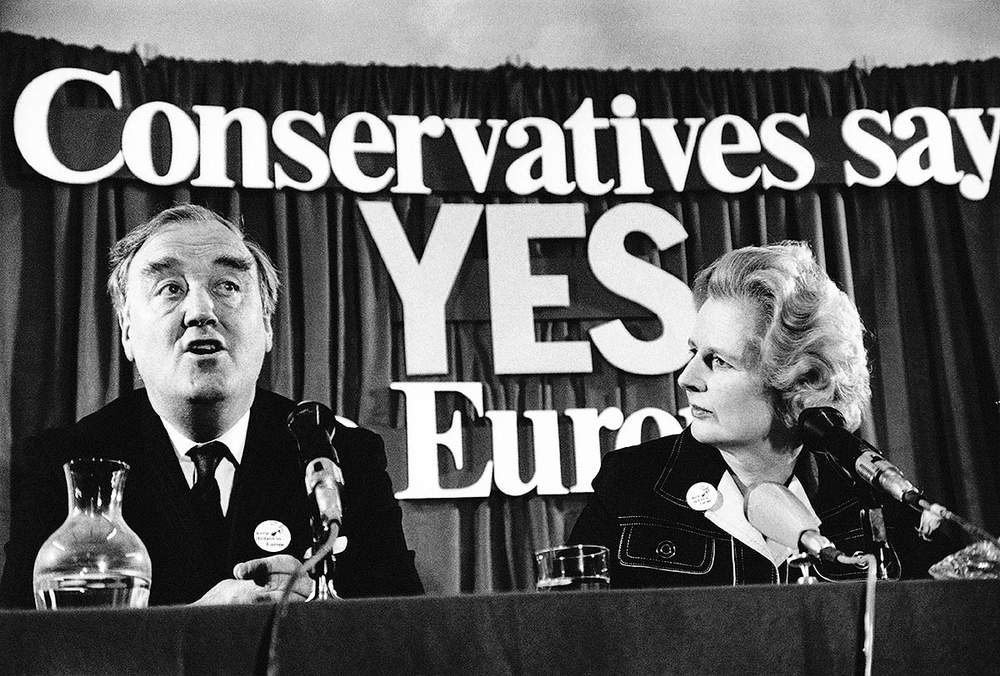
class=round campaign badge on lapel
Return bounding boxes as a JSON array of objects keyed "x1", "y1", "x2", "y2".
[
  {"x1": 686, "y1": 482, "x2": 721, "y2": 512},
  {"x1": 253, "y1": 520, "x2": 292, "y2": 553}
]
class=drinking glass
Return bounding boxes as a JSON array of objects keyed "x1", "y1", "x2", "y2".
[{"x1": 534, "y1": 544, "x2": 610, "y2": 591}]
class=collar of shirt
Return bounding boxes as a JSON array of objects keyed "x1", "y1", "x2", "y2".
[
  {"x1": 160, "y1": 409, "x2": 251, "y2": 516},
  {"x1": 703, "y1": 472, "x2": 820, "y2": 568}
]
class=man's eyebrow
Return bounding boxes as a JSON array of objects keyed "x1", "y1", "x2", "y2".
[
  {"x1": 137, "y1": 255, "x2": 253, "y2": 277},
  {"x1": 138, "y1": 257, "x2": 181, "y2": 277},
  {"x1": 215, "y1": 255, "x2": 253, "y2": 272}
]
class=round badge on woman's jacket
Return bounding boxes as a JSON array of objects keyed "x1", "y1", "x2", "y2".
[{"x1": 686, "y1": 482, "x2": 721, "y2": 511}]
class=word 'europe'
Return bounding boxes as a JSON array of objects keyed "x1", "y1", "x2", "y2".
[{"x1": 392, "y1": 382, "x2": 685, "y2": 499}]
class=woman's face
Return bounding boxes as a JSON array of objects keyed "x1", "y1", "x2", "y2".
[{"x1": 677, "y1": 296, "x2": 777, "y2": 453}]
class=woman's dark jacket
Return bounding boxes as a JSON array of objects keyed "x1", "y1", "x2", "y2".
[{"x1": 568, "y1": 428, "x2": 958, "y2": 588}]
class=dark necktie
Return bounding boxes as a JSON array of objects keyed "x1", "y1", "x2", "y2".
[{"x1": 186, "y1": 441, "x2": 229, "y2": 546}]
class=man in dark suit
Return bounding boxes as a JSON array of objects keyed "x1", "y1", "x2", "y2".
[{"x1": 0, "y1": 204, "x2": 422, "y2": 607}]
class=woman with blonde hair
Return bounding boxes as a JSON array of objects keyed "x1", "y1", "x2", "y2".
[{"x1": 569, "y1": 241, "x2": 956, "y2": 587}]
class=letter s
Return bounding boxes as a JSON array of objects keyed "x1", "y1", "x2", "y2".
[
  {"x1": 841, "y1": 109, "x2": 896, "y2": 188},
  {"x1": 588, "y1": 203, "x2": 695, "y2": 375}
]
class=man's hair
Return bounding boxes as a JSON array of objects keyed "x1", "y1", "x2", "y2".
[
  {"x1": 691, "y1": 241, "x2": 871, "y2": 431},
  {"x1": 107, "y1": 204, "x2": 280, "y2": 321}
]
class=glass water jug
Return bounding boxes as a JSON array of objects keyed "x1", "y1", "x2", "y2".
[{"x1": 32, "y1": 458, "x2": 152, "y2": 609}]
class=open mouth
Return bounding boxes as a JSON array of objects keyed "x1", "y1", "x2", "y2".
[
  {"x1": 186, "y1": 339, "x2": 224, "y2": 355},
  {"x1": 690, "y1": 404, "x2": 712, "y2": 417}
]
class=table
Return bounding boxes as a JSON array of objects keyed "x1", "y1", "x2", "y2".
[{"x1": 1, "y1": 579, "x2": 996, "y2": 674}]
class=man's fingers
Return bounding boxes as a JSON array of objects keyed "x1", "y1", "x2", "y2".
[
  {"x1": 193, "y1": 575, "x2": 313, "y2": 605},
  {"x1": 192, "y1": 579, "x2": 268, "y2": 605},
  {"x1": 231, "y1": 554, "x2": 311, "y2": 599},
  {"x1": 250, "y1": 572, "x2": 312, "y2": 600},
  {"x1": 233, "y1": 554, "x2": 301, "y2": 582},
  {"x1": 256, "y1": 586, "x2": 310, "y2": 603}
]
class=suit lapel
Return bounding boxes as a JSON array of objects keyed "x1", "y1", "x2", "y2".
[
  {"x1": 655, "y1": 429, "x2": 831, "y2": 568},
  {"x1": 226, "y1": 395, "x2": 305, "y2": 560},
  {"x1": 124, "y1": 390, "x2": 308, "y2": 566},
  {"x1": 703, "y1": 471, "x2": 775, "y2": 562},
  {"x1": 653, "y1": 429, "x2": 729, "y2": 509},
  {"x1": 134, "y1": 397, "x2": 205, "y2": 548}
]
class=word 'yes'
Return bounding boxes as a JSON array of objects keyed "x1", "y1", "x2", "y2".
[{"x1": 359, "y1": 201, "x2": 696, "y2": 377}]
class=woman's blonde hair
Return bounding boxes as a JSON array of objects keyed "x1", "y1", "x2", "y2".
[{"x1": 692, "y1": 242, "x2": 871, "y2": 431}]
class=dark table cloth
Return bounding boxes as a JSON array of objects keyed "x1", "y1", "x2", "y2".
[{"x1": 1, "y1": 579, "x2": 996, "y2": 675}]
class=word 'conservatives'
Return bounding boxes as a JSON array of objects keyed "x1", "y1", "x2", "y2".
[{"x1": 13, "y1": 68, "x2": 1000, "y2": 199}]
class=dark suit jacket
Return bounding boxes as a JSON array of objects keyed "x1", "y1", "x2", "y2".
[
  {"x1": 569, "y1": 428, "x2": 958, "y2": 588},
  {"x1": 0, "y1": 388, "x2": 423, "y2": 607}
]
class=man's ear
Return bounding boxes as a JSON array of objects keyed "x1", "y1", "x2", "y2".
[
  {"x1": 119, "y1": 308, "x2": 135, "y2": 362},
  {"x1": 263, "y1": 314, "x2": 273, "y2": 353}
]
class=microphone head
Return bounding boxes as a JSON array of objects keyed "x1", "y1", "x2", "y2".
[
  {"x1": 745, "y1": 481, "x2": 821, "y2": 550},
  {"x1": 287, "y1": 400, "x2": 338, "y2": 438},
  {"x1": 798, "y1": 407, "x2": 846, "y2": 443},
  {"x1": 287, "y1": 400, "x2": 340, "y2": 465},
  {"x1": 798, "y1": 406, "x2": 869, "y2": 471}
]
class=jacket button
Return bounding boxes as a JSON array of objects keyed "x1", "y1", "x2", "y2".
[{"x1": 655, "y1": 540, "x2": 676, "y2": 559}]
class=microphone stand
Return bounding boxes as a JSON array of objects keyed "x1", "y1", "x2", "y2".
[
  {"x1": 819, "y1": 448, "x2": 900, "y2": 580},
  {"x1": 306, "y1": 520, "x2": 340, "y2": 601},
  {"x1": 266, "y1": 533, "x2": 340, "y2": 676},
  {"x1": 787, "y1": 552, "x2": 819, "y2": 584},
  {"x1": 302, "y1": 534, "x2": 340, "y2": 601},
  {"x1": 310, "y1": 562, "x2": 336, "y2": 601},
  {"x1": 287, "y1": 401, "x2": 345, "y2": 601},
  {"x1": 856, "y1": 488, "x2": 900, "y2": 581}
]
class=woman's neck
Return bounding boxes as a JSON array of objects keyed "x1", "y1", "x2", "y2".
[{"x1": 718, "y1": 441, "x2": 802, "y2": 493}]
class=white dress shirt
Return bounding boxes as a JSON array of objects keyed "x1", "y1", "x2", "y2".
[
  {"x1": 160, "y1": 410, "x2": 250, "y2": 516},
  {"x1": 704, "y1": 471, "x2": 821, "y2": 568}
]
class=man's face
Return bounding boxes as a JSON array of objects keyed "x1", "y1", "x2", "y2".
[{"x1": 119, "y1": 219, "x2": 273, "y2": 408}]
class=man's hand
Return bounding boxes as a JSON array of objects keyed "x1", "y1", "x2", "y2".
[{"x1": 191, "y1": 554, "x2": 312, "y2": 605}]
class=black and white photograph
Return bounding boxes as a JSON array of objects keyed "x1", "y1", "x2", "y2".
[{"x1": 1, "y1": 1, "x2": 998, "y2": 673}]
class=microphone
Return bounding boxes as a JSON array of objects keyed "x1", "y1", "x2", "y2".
[
  {"x1": 286, "y1": 401, "x2": 345, "y2": 541},
  {"x1": 286, "y1": 400, "x2": 346, "y2": 601},
  {"x1": 798, "y1": 407, "x2": 924, "y2": 507},
  {"x1": 287, "y1": 400, "x2": 340, "y2": 465},
  {"x1": 800, "y1": 408, "x2": 1000, "y2": 548},
  {"x1": 745, "y1": 481, "x2": 847, "y2": 564}
]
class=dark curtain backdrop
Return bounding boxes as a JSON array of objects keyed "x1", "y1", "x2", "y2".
[{"x1": 1, "y1": 32, "x2": 998, "y2": 594}]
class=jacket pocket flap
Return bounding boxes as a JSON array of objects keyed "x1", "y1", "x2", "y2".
[{"x1": 618, "y1": 518, "x2": 716, "y2": 574}]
